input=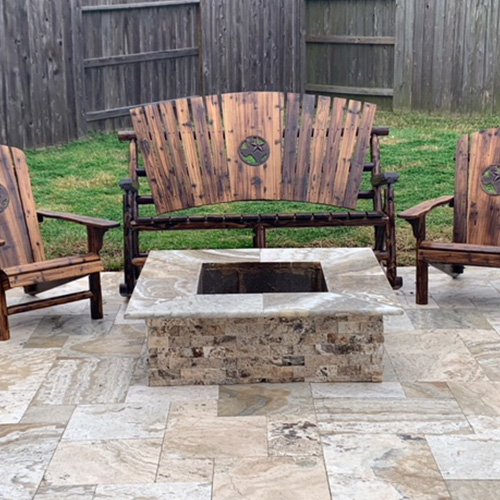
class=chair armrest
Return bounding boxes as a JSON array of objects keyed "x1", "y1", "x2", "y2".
[
  {"x1": 119, "y1": 178, "x2": 140, "y2": 193},
  {"x1": 371, "y1": 172, "x2": 398, "y2": 187},
  {"x1": 37, "y1": 210, "x2": 120, "y2": 230},
  {"x1": 118, "y1": 130, "x2": 137, "y2": 142},
  {"x1": 398, "y1": 195, "x2": 454, "y2": 220}
]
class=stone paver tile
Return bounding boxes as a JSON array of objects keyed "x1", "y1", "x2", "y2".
[
  {"x1": 126, "y1": 384, "x2": 219, "y2": 404},
  {"x1": 33, "y1": 358, "x2": 135, "y2": 405},
  {"x1": 427, "y1": 435, "x2": 500, "y2": 480},
  {"x1": 157, "y1": 458, "x2": 214, "y2": 483},
  {"x1": 43, "y1": 439, "x2": 162, "y2": 486},
  {"x1": 59, "y1": 323, "x2": 145, "y2": 358},
  {"x1": 62, "y1": 401, "x2": 170, "y2": 441},
  {"x1": 315, "y1": 398, "x2": 472, "y2": 435},
  {"x1": 446, "y1": 480, "x2": 500, "y2": 500},
  {"x1": 448, "y1": 381, "x2": 500, "y2": 416},
  {"x1": 382, "y1": 351, "x2": 399, "y2": 382},
  {"x1": 385, "y1": 330, "x2": 488, "y2": 383},
  {"x1": 169, "y1": 400, "x2": 218, "y2": 419},
  {"x1": 21, "y1": 405, "x2": 75, "y2": 425},
  {"x1": 218, "y1": 383, "x2": 313, "y2": 416},
  {"x1": 384, "y1": 311, "x2": 416, "y2": 332},
  {"x1": 213, "y1": 457, "x2": 330, "y2": 500},
  {"x1": 432, "y1": 294, "x2": 476, "y2": 309},
  {"x1": 406, "y1": 309, "x2": 493, "y2": 330},
  {"x1": 33, "y1": 485, "x2": 96, "y2": 500},
  {"x1": 0, "y1": 424, "x2": 64, "y2": 499},
  {"x1": 311, "y1": 382, "x2": 405, "y2": 399},
  {"x1": 3, "y1": 316, "x2": 44, "y2": 347},
  {"x1": 163, "y1": 415, "x2": 267, "y2": 458},
  {"x1": 402, "y1": 382, "x2": 455, "y2": 399},
  {"x1": 267, "y1": 415, "x2": 322, "y2": 457},
  {"x1": 322, "y1": 433, "x2": 451, "y2": 500},
  {"x1": 0, "y1": 349, "x2": 58, "y2": 391},
  {"x1": 0, "y1": 390, "x2": 36, "y2": 424},
  {"x1": 93, "y1": 483, "x2": 212, "y2": 500},
  {"x1": 458, "y1": 330, "x2": 500, "y2": 381},
  {"x1": 25, "y1": 315, "x2": 114, "y2": 349}
]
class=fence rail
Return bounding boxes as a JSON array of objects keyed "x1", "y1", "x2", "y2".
[{"x1": 1, "y1": 0, "x2": 500, "y2": 149}]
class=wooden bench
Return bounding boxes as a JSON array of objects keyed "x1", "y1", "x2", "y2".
[{"x1": 118, "y1": 92, "x2": 401, "y2": 296}]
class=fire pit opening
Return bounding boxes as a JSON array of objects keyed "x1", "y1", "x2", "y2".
[{"x1": 197, "y1": 261, "x2": 328, "y2": 295}]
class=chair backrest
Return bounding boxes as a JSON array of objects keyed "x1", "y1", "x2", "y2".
[
  {"x1": 0, "y1": 146, "x2": 45, "y2": 269},
  {"x1": 130, "y1": 92, "x2": 376, "y2": 214},
  {"x1": 454, "y1": 128, "x2": 500, "y2": 246}
]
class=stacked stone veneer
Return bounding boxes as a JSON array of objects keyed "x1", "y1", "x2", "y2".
[{"x1": 147, "y1": 314, "x2": 384, "y2": 386}]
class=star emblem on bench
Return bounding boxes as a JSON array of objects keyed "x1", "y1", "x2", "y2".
[{"x1": 239, "y1": 136, "x2": 270, "y2": 166}]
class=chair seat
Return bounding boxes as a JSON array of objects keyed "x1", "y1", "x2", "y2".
[
  {"x1": 419, "y1": 241, "x2": 500, "y2": 267},
  {"x1": 1, "y1": 254, "x2": 103, "y2": 289}
]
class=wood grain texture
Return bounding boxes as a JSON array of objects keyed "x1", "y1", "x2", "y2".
[
  {"x1": 4, "y1": 0, "x2": 500, "y2": 148},
  {"x1": 0, "y1": 146, "x2": 38, "y2": 268},
  {"x1": 132, "y1": 92, "x2": 377, "y2": 212},
  {"x1": 453, "y1": 134, "x2": 469, "y2": 244},
  {"x1": 121, "y1": 94, "x2": 402, "y2": 295},
  {"x1": 306, "y1": 0, "x2": 395, "y2": 110},
  {"x1": 466, "y1": 128, "x2": 500, "y2": 246},
  {"x1": 0, "y1": 143, "x2": 115, "y2": 340},
  {"x1": 394, "y1": 0, "x2": 500, "y2": 113}
]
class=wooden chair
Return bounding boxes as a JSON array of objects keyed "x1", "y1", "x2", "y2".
[
  {"x1": 119, "y1": 92, "x2": 402, "y2": 295},
  {"x1": 399, "y1": 127, "x2": 500, "y2": 304},
  {"x1": 0, "y1": 145, "x2": 119, "y2": 341}
]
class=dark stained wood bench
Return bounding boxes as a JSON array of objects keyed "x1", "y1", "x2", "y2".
[{"x1": 118, "y1": 92, "x2": 401, "y2": 296}]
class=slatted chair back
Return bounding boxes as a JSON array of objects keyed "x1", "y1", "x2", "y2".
[
  {"x1": 0, "y1": 146, "x2": 45, "y2": 269},
  {"x1": 453, "y1": 128, "x2": 500, "y2": 247},
  {"x1": 131, "y1": 92, "x2": 377, "y2": 214}
]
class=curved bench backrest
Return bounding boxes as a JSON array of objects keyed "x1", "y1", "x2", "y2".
[{"x1": 131, "y1": 92, "x2": 376, "y2": 214}]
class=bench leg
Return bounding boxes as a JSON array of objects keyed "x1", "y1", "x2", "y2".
[
  {"x1": 253, "y1": 226, "x2": 266, "y2": 248},
  {"x1": 121, "y1": 190, "x2": 139, "y2": 297},
  {"x1": 384, "y1": 184, "x2": 402, "y2": 289}
]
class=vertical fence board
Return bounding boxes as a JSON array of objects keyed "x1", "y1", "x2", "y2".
[
  {"x1": 394, "y1": 0, "x2": 500, "y2": 113},
  {"x1": 0, "y1": 0, "x2": 6, "y2": 144},
  {"x1": 305, "y1": 0, "x2": 395, "y2": 109},
  {"x1": 3, "y1": 0, "x2": 500, "y2": 149},
  {"x1": 201, "y1": 0, "x2": 303, "y2": 94}
]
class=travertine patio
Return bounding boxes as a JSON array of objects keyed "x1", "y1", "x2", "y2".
[{"x1": 1, "y1": 266, "x2": 500, "y2": 500}]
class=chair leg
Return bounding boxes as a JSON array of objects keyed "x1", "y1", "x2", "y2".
[
  {"x1": 0, "y1": 287, "x2": 10, "y2": 341},
  {"x1": 89, "y1": 273, "x2": 103, "y2": 319},
  {"x1": 416, "y1": 256, "x2": 429, "y2": 305}
]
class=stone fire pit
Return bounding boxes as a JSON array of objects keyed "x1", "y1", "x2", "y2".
[{"x1": 125, "y1": 248, "x2": 402, "y2": 386}]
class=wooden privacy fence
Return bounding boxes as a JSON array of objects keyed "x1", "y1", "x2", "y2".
[{"x1": 1, "y1": 0, "x2": 500, "y2": 149}]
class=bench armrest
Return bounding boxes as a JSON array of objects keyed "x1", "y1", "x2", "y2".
[
  {"x1": 371, "y1": 172, "x2": 398, "y2": 187},
  {"x1": 398, "y1": 195, "x2": 454, "y2": 220},
  {"x1": 119, "y1": 178, "x2": 140, "y2": 193},
  {"x1": 37, "y1": 210, "x2": 120, "y2": 230}
]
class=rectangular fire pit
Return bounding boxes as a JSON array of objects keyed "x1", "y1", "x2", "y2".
[{"x1": 125, "y1": 248, "x2": 402, "y2": 386}]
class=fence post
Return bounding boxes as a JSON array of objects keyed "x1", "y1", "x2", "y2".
[{"x1": 70, "y1": 0, "x2": 88, "y2": 138}]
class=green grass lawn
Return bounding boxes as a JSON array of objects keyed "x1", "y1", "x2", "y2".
[{"x1": 26, "y1": 111, "x2": 500, "y2": 270}]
